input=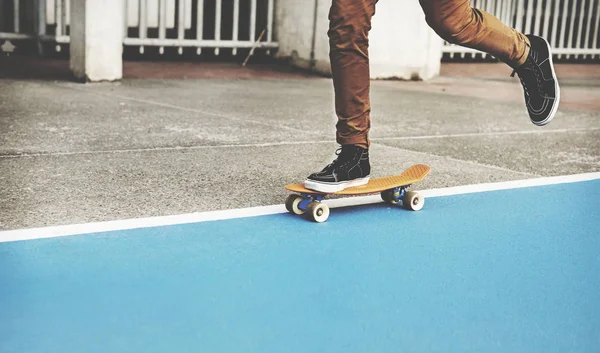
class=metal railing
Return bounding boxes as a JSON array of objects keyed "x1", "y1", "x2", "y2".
[
  {"x1": 0, "y1": 0, "x2": 68, "y2": 48},
  {"x1": 443, "y1": 0, "x2": 600, "y2": 60},
  {"x1": 0, "y1": 0, "x2": 278, "y2": 55},
  {"x1": 124, "y1": 0, "x2": 277, "y2": 55}
]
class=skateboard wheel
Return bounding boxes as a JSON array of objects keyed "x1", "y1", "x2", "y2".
[
  {"x1": 306, "y1": 201, "x2": 330, "y2": 223},
  {"x1": 285, "y1": 194, "x2": 305, "y2": 215},
  {"x1": 402, "y1": 191, "x2": 424, "y2": 211},
  {"x1": 380, "y1": 190, "x2": 400, "y2": 205}
]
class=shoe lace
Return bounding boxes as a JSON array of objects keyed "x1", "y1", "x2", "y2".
[
  {"x1": 511, "y1": 58, "x2": 545, "y2": 99},
  {"x1": 328, "y1": 147, "x2": 351, "y2": 169}
]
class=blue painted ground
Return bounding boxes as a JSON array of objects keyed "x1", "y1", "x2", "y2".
[{"x1": 1, "y1": 180, "x2": 600, "y2": 353}]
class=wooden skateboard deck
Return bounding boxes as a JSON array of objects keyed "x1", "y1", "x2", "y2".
[{"x1": 285, "y1": 164, "x2": 431, "y2": 222}]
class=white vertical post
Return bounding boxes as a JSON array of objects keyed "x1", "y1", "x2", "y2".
[
  {"x1": 485, "y1": 0, "x2": 495, "y2": 58},
  {"x1": 177, "y1": 0, "x2": 185, "y2": 54},
  {"x1": 574, "y1": 0, "x2": 586, "y2": 58},
  {"x1": 158, "y1": 0, "x2": 166, "y2": 39},
  {"x1": 551, "y1": 0, "x2": 560, "y2": 48},
  {"x1": 583, "y1": 0, "x2": 594, "y2": 59},
  {"x1": 37, "y1": 0, "x2": 47, "y2": 35},
  {"x1": 158, "y1": 0, "x2": 166, "y2": 53},
  {"x1": 476, "y1": 0, "x2": 484, "y2": 59},
  {"x1": 575, "y1": 0, "x2": 589, "y2": 58},
  {"x1": 476, "y1": 0, "x2": 484, "y2": 58},
  {"x1": 502, "y1": 0, "x2": 511, "y2": 27},
  {"x1": 524, "y1": 0, "x2": 533, "y2": 34},
  {"x1": 593, "y1": 0, "x2": 600, "y2": 58},
  {"x1": 267, "y1": 0, "x2": 273, "y2": 42},
  {"x1": 507, "y1": 0, "x2": 515, "y2": 27},
  {"x1": 493, "y1": 0, "x2": 501, "y2": 21},
  {"x1": 232, "y1": 0, "x2": 239, "y2": 55},
  {"x1": 558, "y1": 0, "x2": 569, "y2": 58},
  {"x1": 55, "y1": 0, "x2": 63, "y2": 36},
  {"x1": 196, "y1": 0, "x2": 203, "y2": 54},
  {"x1": 214, "y1": 0, "x2": 221, "y2": 55},
  {"x1": 250, "y1": 0, "x2": 256, "y2": 41},
  {"x1": 533, "y1": 0, "x2": 542, "y2": 34},
  {"x1": 139, "y1": 0, "x2": 147, "y2": 53},
  {"x1": 14, "y1": 0, "x2": 20, "y2": 33},
  {"x1": 69, "y1": 0, "x2": 124, "y2": 82},
  {"x1": 566, "y1": 0, "x2": 578, "y2": 58},
  {"x1": 34, "y1": 0, "x2": 46, "y2": 55},
  {"x1": 65, "y1": 0, "x2": 70, "y2": 28},
  {"x1": 541, "y1": 0, "x2": 550, "y2": 39},
  {"x1": 498, "y1": 0, "x2": 506, "y2": 25},
  {"x1": 515, "y1": 0, "x2": 524, "y2": 33},
  {"x1": 139, "y1": 0, "x2": 147, "y2": 38}
]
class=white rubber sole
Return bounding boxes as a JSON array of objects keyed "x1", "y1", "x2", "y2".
[
  {"x1": 532, "y1": 36, "x2": 560, "y2": 127},
  {"x1": 304, "y1": 176, "x2": 370, "y2": 193}
]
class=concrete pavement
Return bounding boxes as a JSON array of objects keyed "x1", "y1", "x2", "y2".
[{"x1": 1, "y1": 58, "x2": 599, "y2": 230}]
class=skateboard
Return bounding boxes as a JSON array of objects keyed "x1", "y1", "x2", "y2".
[{"x1": 285, "y1": 164, "x2": 431, "y2": 222}]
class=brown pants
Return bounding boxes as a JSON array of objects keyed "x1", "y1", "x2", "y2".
[{"x1": 330, "y1": 0, "x2": 531, "y2": 149}]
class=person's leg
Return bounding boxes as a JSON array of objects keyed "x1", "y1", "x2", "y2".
[
  {"x1": 419, "y1": 0, "x2": 530, "y2": 68},
  {"x1": 420, "y1": 0, "x2": 560, "y2": 125},
  {"x1": 304, "y1": 0, "x2": 377, "y2": 193},
  {"x1": 329, "y1": 0, "x2": 378, "y2": 149}
]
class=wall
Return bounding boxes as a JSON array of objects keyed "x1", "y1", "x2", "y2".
[{"x1": 275, "y1": 0, "x2": 443, "y2": 80}]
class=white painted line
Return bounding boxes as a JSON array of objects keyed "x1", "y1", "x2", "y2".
[
  {"x1": 1, "y1": 172, "x2": 599, "y2": 243},
  {"x1": 420, "y1": 172, "x2": 600, "y2": 198},
  {"x1": 0, "y1": 205, "x2": 285, "y2": 243}
]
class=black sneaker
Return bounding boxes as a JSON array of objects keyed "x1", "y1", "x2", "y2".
[
  {"x1": 304, "y1": 145, "x2": 371, "y2": 193},
  {"x1": 511, "y1": 34, "x2": 560, "y2": 126}
]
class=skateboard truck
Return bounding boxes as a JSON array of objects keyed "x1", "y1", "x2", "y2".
[{"x1": 381, "y1": 185, "x2": 409, "y2": 204}]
